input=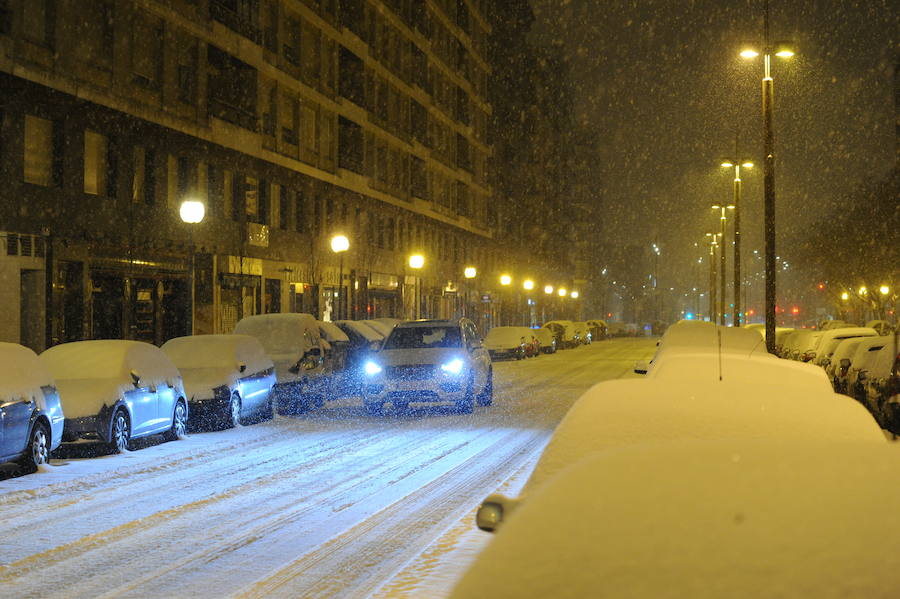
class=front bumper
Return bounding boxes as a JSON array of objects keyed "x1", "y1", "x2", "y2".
[
  {"x1": 363, "y1": 375, "x2": 466, "y2": 405},
  {"x1": 187, "y1": 395, "x2": 231, "y2": 430}
]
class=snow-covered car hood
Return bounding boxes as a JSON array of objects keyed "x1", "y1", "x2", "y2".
[
  {"x1": 55, "y1": 378, "x2": 131, "y2": 419},
  {"x1": 374, "y1": 348, "x2": 468, "y2": 367},
  {"x1": 179, "y1": 367, "x2": 238, "y2": 401}
]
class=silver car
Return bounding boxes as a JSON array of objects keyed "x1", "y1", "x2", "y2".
[
  {"x1": 361, "y1": 319, "x2": 493, "y2": 414},
  {"x1": 0, "y1": 343, "x2": 65, "y2": 472}
]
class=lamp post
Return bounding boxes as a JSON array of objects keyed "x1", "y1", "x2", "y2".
[
  {"x1": 499, "y1": 274, "x2": 512, "y2": 325},
  {"x1": 464, "y1": 266, "x2": 477, "y2": 320},
  {"x1": 523, "y1": 279, "x2": 534, "y2": 326},
  {"x1": 330, "y1": 235, "x2": 350, "y2": 321},
  {"x1": 706, "y1": 233, "x2": 720, "y2": 322},
  {"x1": 651, "y1": 242, "x2": 661, "y2": 322},
  {"x1": 543, "y1": 284, "x2": 554, "y2": 323},
  {"x1": 712, "y1": 205, "x2": 734, "y2": 325},
  {"x1": 179, "y1": 200, "x2": 206, "y2": 335},
  {"x1": 721, "y1": 160, "x2": 753, "y2": 327},
  {"x1": 409, "y1": 253, "x2": 425, "y2": 319},
  {"x1": 741, "y1": 1, "x2": 794, "y2": 350}
]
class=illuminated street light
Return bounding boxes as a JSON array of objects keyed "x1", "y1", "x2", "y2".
[
  {"x1": 409, "y1": 254, "x2": 425, "y2": 269},
  {"x1": 712, "y1": 204, "x2": 734, "y2": 326},
  {"x1": 544, "y1": 285, "x2": 554, "y2": 295},
  {"x1": 880, "y1": 285, "x2": 890, "y2": 296},
  {"x1": 558, "y1": 288, "x2": 568, "y2": 297},
  {"x1": 523, "y1": 279, "x2": 534, "y2": 291},
  {"x1": 408, "y1": 254, "x2": 425, "y2": 319},
  {"x1": 571, "y1": 291, "x2": 580, "y2": 299},
  {"x1": 330, "y1": 235, "x2": 350, "y2": 320},
  {"x1": 180, "y1": 199, "x2": 206, "y2": 334},
  {"x1": 500, "y1": 274, "x2": 512, "y2": 286},
  {"x1": 859, "y1": 286, "x2": 868, "y2": 296},
  {"x1": 740, "y1": 19, "x2": 796, "y2": 351},
  {"x1": 720, "y1": 159, "x2": 753, "y2": 327},
  {"x1": 464, "y1": 266, "x2": 477, "y2": 279},
  {"x1": 841, "y1": 291, "x2": 849, "y2": 301}
]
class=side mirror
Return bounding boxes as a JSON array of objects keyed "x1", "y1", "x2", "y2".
[
  {"x1": 130, "y1": 370, "x2": 141, "y2": 388},
  {"x1": 238, "y1": 362, "x2": 247, "y2": 373},
  {"x1": 476, "y1": 493, "x2": 517, "y2": 533},
  {"x1": 633, "y1": 360, "x2": 650, "y2": 375}
]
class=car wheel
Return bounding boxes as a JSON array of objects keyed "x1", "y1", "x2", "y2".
[
  {"x1": 109, "y1": 409, "x2": 131, "y2": 454},
  {"x1": 364, "y1": 401, "x2": 384, "y2": 416},
  {"x1": 456, "y1": 377, "x2": 475, "y2": 414},
  {"x1": 18, "y1": 420, "x2": 50, "y2": 473},
  {"x1": 228, "y1": 393, "x2": 242, "y2": 428},
  {"x1": 164, "y1": 400, "x2": 188, "y2": 441},
  {"x1": 477, "y1": 369, "x2": 493, "y2": 407}
]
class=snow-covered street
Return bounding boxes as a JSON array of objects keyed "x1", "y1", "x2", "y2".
[{"x1": 0, "y1": 338, "x2": 655, "y2": 599}]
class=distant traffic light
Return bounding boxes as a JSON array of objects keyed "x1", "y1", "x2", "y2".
[{"x1": 791, "y1": 306, "x2": 800, "y2": 315}]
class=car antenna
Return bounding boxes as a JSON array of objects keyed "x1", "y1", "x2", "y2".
[{"x1": 717, "y1": 326, "x2": 723, "y2": 382}]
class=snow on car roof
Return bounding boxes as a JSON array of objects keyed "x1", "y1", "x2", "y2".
[
  {"x1": 234, "y1": 313, "x2": 320, "y2": 355},
  {"x1": 161, "y1": 334, "x2": 273, "y2": 374},
  {"x1": 521, "y1": 378, "x2": 882, "y2": 496},
  {"x1": 485, "y1": 326, "x2": 531, "y2": 344},
  {"x1": 849, "y1": 336, "x2": 893, "y2": 371},
  {"x1": 452, "y1": 439, "x2": 900, "y2": 599},
  {"x1": 336, "y1": 320, "x2": 384, "y2": 342},
  {"x1": 318, "y1": 321, "x2": 350, "y2": 343},
  {"x1": 0, "y1": 342, "x2": 55, "y2": 403},
  {"x1": 647, "y1": 352, "x2": 832, "y2": 391},
  {"x1": 41, "y1": 340, "x2": 178, "y2": 382},
  {"x1": 654, "y1": 320, "x2": 766, "y2": 358}
]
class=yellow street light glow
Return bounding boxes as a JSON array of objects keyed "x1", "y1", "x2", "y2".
[
  {"x1": 464, "y1": 266, "x2": 477, "y2": 279},
  {"x1": 841, "y1": 291, "x2": 849, "y2": 301},
  {"x1": 774, "y1": 42, "x2": 795, "y2": 58},
  {"x1": 858, "y1": 286, "x2": 868, "y2": 296},
  {"x1": 740, "y1": 48, "x2": 760, "y2": 59},
  {"x1": 179, "y1": 200, "x2": 205, "y2": 224},
  {"x1": 523, "y1": 279, "x2": 534, "y2": 291},
  {"x1": 330, "y1": 234, "x2": 349, "y2": 253},
  {"x1": 721, "y1": 161, "x2": 734, "y2": 168},
  {"x1": 544, "y1": 285, "x2": 554, "y2": 295},
  {"x1": 742, "y1": 161, "x2": 754, "y2": 168},
  {"x1": 409, "y1": 254, "x2": 425, "y2": 269},
  {"x1": 880, "y1": 285, "x2": 890, "y2": 296},
  {"x1": 558, "y1": 288, "x2": 568, "y2": 297},
  {"x1": 500, "y1": 274, "x2": 512, "y2": 286},
  {"x1": 570, "y1": 291, "x2": 580, "y2": 299}
]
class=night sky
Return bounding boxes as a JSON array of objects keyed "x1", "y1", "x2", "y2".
[{"x1": 529, "y1": 0, "x2": 896, "y2": 297}]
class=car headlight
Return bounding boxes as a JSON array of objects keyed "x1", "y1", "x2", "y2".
[
  {"x1": 441, "y1": 358, "x2": 464, "y2": 375},
  {"x1": 364, "y1": 361, "x2": 383, "y2": 376}
]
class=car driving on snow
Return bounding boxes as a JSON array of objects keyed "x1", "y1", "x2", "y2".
[{"x1": 361, "y1": 319, "x2": 493, "y2": 414}]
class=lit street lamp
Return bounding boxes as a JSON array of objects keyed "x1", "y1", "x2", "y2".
[
  {"x1": 712, "y1": 204, "x2": 734, "y2": 325},
  {"x1": 741, "y1": 1, "x2": 795, "y2": 350},
  {"x1": 721, "y1": 160, "x2": 753, "y2": 327},
  {"x1": 705, "y1": 233, "x2": 720, "y2": 322},
  {"x1": 409, "y1": 254, "x2": 425, "y2": 319},
  {"x1": 330, "y1": 234, "x2": 350, "y2": 320},
  {"x1": 180, "y1": 199, "x2": 205, "y2": 335},
  {"x1": 464, "y1": 266, "x2": 477, "y2": 319}
]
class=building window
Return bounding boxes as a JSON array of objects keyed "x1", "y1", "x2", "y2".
[
  {"x1": 177, "y1": 45, "x2": 198, "y2": 104},
  {"x1": 300, "y1": 102, "x2": 317, "y2": 161},
  {"x1": 132, "y1": 11, "x2": 162, "y2": 88},
  {"x1": 280, "y1": 92, "x2": 299, "y2": 146},
  {"x1": 277, "y1": 185, "x2": 290, "y2": 230},
  {"x1": 84, "y1": 130, "x2": 109, "y2": 196},
  {"x1": 132, "y1": 146, "x2": 146, "y2": 202},
  {"x1": 24, "y1": 115, "x2": 53, "y2": 186},
  {"x1": 22, "y1": 0, "x2": 54, "y2": 48},
  {"x1": 338, "y1": 116, "x2": 363, "y2": 173},
  {"x1": 244, "y1": 176, "x2": 259, "y2": 220},
  {"x1": 294, "y1": 190, "x2": 305, "y2": 232}
]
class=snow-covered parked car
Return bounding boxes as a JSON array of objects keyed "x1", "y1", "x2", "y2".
[
  {"x1": 543, "y1": 320, "x2": 578, "y2": 349},
  {"x1": 456, "y1": 438, "x2": 900, "y2": 599},
  {"x1": 828, "y1": 336, "x2": 869, "y2": 394},
  {"x1": 0, "y1": 343, "x2": 65, "y2": 472},
  {"x1": 161, "y1": 335, "x2": 276, "y2": 430},
  {"x1": 533, "y1": 326, "x2": 558, "y2": 354},
  {"x1": 474, "y1": 377, "x2": 882, "y2": 534},
  {"x1": 234, "y1": 314, "x2": 330, "y2": 414},
  {"x1": 862, "y1": 335, "x2": 899, "y2": 427},
  {"x1": 361, "y1": 319, "x2": 492, "y2": 414},
  {"x1": 484, "y1": 326, "x2": 529, "y2": 360},
  {"x1": 358, "y1": 319, "x2": 394, "y2": 338},
  {"x1": 572, "y1": 321, "x2": 592, "y2": 344},
  {"x1": 847, "y1": 335, "x2": 895, "y2": 403},
  {"x1": 866, "y1": 319, "x2": 894, "y2": 336},
  {"x1": 41, "y1": 340, "x2": 187, "y2": 453},
  {"x1": 811, "y1": 326, "x2": 878, "y2": 368},
  {"x1": 585, "y1": 319, "x2": 608, "y2": 341}
]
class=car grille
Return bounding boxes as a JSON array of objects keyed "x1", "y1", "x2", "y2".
[{"x1": 385, "y1": 365, "x2": 435, "y2": 381}]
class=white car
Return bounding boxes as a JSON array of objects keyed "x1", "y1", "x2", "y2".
[
  {"x1": 161, "y1": 335, "x2": 276, "y2": 430},
  {"x1": 533, "y1": 327, "x2": 558, "y2": 353},
  {"x1": 475, "y1": 377, "x2": 881, "y2": 533},
  {"x1": 0, "y1": 343, "x2": 65, "y2": 472},
  {"x1": 234, "y1": 313, "x2": 329, "y2": 413},
  {"x1": 483, "y1": 326, "x2": 530, "y2": 360},
  {"x1": 361, "y1": 319, "x2": 492, "y2": 414},
  {"x1": 41, "y1": 340, "x2": 187, "y2": 453},
  {"x1": 811, "y1": 327, "x2": 878, "y2": 368},
  {"x1": 456, "y1": 438, "x2": 900, "y2": 599},
  {"x1": 634, "y1": 320, "x2": 768, "y2": 375}
]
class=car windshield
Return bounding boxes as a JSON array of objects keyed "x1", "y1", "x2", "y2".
[{"x1": 384, "y1": 327, "x2": 462, "y2": 350}]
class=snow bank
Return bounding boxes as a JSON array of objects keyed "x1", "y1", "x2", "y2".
[
  {"x1": 0, "y1": 342, "x2": 54, "y2": 404},
  {"x1": 452, "y1": 439, "x2": 900, "y2": 599},
  {"x1": 522, "y1": 378, "x2": 882, "y2": 495},
  {"x1": 41, "y1": 340, "x2": 181, "y2": 419}
]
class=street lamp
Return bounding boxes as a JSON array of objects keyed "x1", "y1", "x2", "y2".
[
  {"x1": 330, "y1": 234, "x2": 350, "y2": 321},
  {"x1": 180, "y1": 199, "x2": 205, "y2": 335},
  {"x1": 711, "y1": 205, "x2": 734, "y2": 325},
  {"x1": 464, "y1": 266, "x2": 477, "y2": 279},
  {"x1": 721, "y1": 160, "x2": 753, "y2": 327},
  {"x1": 571, "y1": 291, "x2": 580, "y2": 299},
  {"x1": 558, "y1": 288, "x2": 568, "y2": 297},
  {"x1": 409, "y1": 253, "x2": 425, "y2": 319},
  {"x1": 741, "y1": 2, "x2": 795, "y2": 351},
  {"x1": 544, "y1": 285, "x2": 554, "y2": 295},
  {"x1": 463, "y1": 266, "x2": 477, "y2": 320},
  {"x1": 706, "y1": 233, "x2": 720, "y2": 322},
  {"x1": 500, "y1": 274, "x2": 512, "y2": 286},
  {"x1": 523, "y1": 279, "x2": 534, "y2": 291}
]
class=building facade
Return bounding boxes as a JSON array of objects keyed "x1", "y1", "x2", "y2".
[{"x1": 0, "y1": 0, "x2": 531, "y2": 350}]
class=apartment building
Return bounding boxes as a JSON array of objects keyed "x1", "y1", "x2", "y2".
[{"x1": 0, "y1": 0, "x2": 501, "y2": 349}]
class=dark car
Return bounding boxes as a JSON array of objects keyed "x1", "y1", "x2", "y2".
[{"x1": 334, "y1": 320, "x2": 385, "y2": 397}]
